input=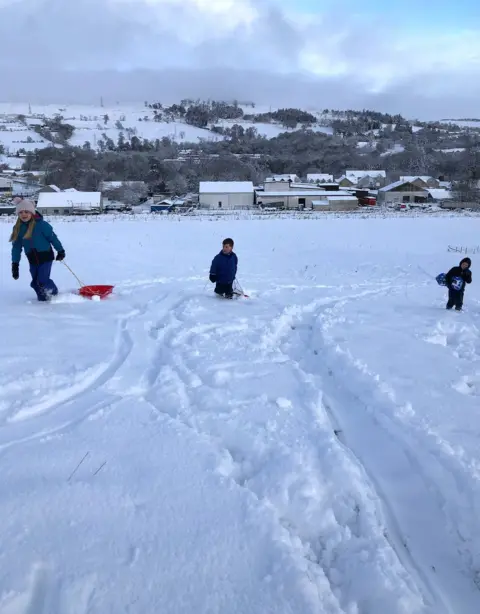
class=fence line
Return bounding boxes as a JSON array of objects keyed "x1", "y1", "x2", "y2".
[
  {"x1": 447, "y1": 245, "x2": 480, "y2": 255},
  {"x1": 1, "y1": 209, "x2": 480, "y2": 225}
]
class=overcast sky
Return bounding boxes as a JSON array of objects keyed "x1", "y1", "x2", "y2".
[{"x1": 0, "y1": 0, "x2": 479, "y2": 118}]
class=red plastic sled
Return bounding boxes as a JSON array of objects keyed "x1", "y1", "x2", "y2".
[{"x1": 79, "y1": 285, "x2": 114, "y2": 300}]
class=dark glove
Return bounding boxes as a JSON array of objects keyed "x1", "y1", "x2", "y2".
[
  {"x1": 209, "y1": 274, "x2": 216, "y2": 283},
  {"x1": 12, "y1": 263, "x2": 19, "y2": 280},
  {"x1": 56, "y1": 251, "x2": 65, "y2": 261}
]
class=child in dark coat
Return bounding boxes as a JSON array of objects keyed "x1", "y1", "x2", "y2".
[
  {"x1": 209, "y1": 238, "x2": 238, "y2": 298},
  {"x1": 10, "y1": 198, "x2": 66, "y2": 301},
  {"x1": 445, "y1": 257, "x2": 472, "y2": 311}
]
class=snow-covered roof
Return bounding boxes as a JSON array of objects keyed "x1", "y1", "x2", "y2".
[
  {"x1": 290, "y1": 182, "x2": 340, "y2": 190},
  {"x1": 307, "y1": 174, "x2": 334, "y2": 182},
  {"x1": 346, "y1": 170, "x2": 386, "y2": 182},
  {"x1": 265, "y1": 174, "x2": 299, "y2": 182},
  {"x1": 159, "y1": 198, "x2": 186, "y2": 206},
  {"x1": 259, "y1": 190, "x2": 351, "y2": 197},
  {"x1": 37, "y1": 191, "x2": 102, "y2": 209},
  {"x1": 48, "y1": 185, "x2": 61, "y2": 192},
  {"x1": 200, "y1": 181, "x2": 254, "y2": 194},
  {"x1": 64, "y1": 188, "x2": 78, "y2": 192},
  {"x1": 427, "y1": 189, "x2": 452, "y2": 200},
  {"x1": 101, "y1": 181, "x2": 123, "y2": 189},
  {"x1": 101, "y1": 181, "x2": 146, "y2": 190},
  {"x1": 399, "y1": 176, "x2": 434, "y2": 184},
  {"x1": 379, "y1": 180, "x2": 422, "y2": 192}
]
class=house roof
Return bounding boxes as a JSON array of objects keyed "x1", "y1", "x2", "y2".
[
  {"x1": 307, "y1": 174, "x2": 334, "y2": 182},
  {"x1": 265, "y1": 174, "x2": 299, "y2": 182},
  {"x1": 379, "y1": 180, "x2": 422, "y2": 192},
  {"x1": 37, "y1": 191, "x2": 102, "y2": 209},
  {"x1": 259, "y1": 190, "x2": 351, "y2": 197},
  {"x1": 101, "y1": 181, "x2": 146, "y2": 190},
  {"x1": 101, "y1": 181, "x2": 123, "y2": 189},
  {"x1": 346, "y1": 170, "x2": 386, "y2": 182},
  {"x1": 159, "y1": 198, "x2": 186, "y2": 206},
  {"x1": 48, "y1": 185, "x2": 61, "y2": 192},
  {"x1": 399, "y1": 176, "x2": 433, "y2": 183},
  {"x1": 200, "y1": 181, "x2": 254, "y2": 193},
  {"x1": 290, "y1": 182, "x2": 339, "y2": 190},
  {"x1": 427, "y1": 188, "x2": 452, "y2": 200}
]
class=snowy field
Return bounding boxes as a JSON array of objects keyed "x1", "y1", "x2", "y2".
[
  {"x1": 0, "y1": 102, "x2": 332, "y2": 155},
  {"x1": 1, "y1": 216, "x2": 480, "y2": 613}
]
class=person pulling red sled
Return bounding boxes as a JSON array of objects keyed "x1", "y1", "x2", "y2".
[{"x1": 10, "y1": 198, "x2": 65, "y2": 302}]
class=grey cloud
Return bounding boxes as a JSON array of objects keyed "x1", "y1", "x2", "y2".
[{"x1": 0, "y1": 0, "x2": 479, "y2": 118}]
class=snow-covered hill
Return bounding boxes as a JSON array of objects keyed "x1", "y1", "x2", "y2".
[
  {"x1": 1, "y1": 215, "x2": 480, "y2": 613},
  {"x1": 0, "y1": 102, "x2": 333, "y2": 156}
]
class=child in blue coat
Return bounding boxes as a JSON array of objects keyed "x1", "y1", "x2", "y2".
[
  {"x1": 209, "y1": 238, "x2": 238, "y2": 298},
  {"x1": 10, "y1": 199, "x2": 66, "y2": 301}
]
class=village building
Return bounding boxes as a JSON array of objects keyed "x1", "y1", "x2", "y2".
[
  {"x1": 199, "y1": 181, "x2": 254, "y2": 209},
  {"x1": 263, "y1": 174, "x2": 300, "y2": 192},
  {"x1": 257, "y1": 189, "x2": 355, "y2": 210},
  {"x1": 399, "y1": 176, "x2": 441, "y2": 189},
  {"x1": 36, "y1": 191, "x2": 103, "y2": 215},
  {"x1": 340, "y1": 170, "x2": 387, "y2": 189},
  {"x1": 378, "y1": 180, "x2": 453, "y2": 206},
  {"x1": 0, "y1": 177, "x2": 12, "y2": 195},
  {"x1": 306, "y1": 173, "x2": 334, "y2": 183},
  {"x1": 336, "y1": 175, "x2": 356, "y2": 188}
]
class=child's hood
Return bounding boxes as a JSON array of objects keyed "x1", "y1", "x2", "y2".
[{"x1": 460, "y1": 257, "x2": 472, "y2": 268}]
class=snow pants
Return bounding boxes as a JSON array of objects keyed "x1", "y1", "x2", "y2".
[
  {"x1": 215, "y1": 282, "x2": 233, "y2": 297},
  {"x1": 29, "y1": 261, "x2": 58, "y2": 301},
  {"x1": 447, "y1": 288, "x2": 464, "y2": 311}
]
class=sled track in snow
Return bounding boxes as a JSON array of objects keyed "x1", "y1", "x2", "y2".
[
  {"x1": 6, "y1": 278, "x2": 479, "y2": 611},
  {"x1": 136, "y1": 283, "x2": 449, "y2": 612},
  {"x1": 282, "y1": 294, "x2": 480, "y2": 613},
  {"x1": 133, "y1": 281, "x2": 480, "y2": 613},
  {"x1": 0, "y1": 290, "x2": 183, "y2": 454}
]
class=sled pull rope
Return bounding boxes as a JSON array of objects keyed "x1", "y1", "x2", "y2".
[{"x1": 62, "y1": 261, "x2": 85, "y2": 288}]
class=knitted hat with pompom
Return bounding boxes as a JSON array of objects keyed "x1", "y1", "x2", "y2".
[{"x1": 14, "y1": 197, "x2": 36, "y2": 216}]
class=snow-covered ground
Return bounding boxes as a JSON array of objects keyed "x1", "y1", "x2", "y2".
[
  {"x1": 0, "y1": 102, "x2": 333, "y2": 154},
  {"x1": 1, "y1": 215, "x2": 480, "y2": 613},
  {"x1": 439, "y1": 120, "x2": 480, "y2": 129},
  {"x1": 0, "y1": 119, "x2": 52, "y2": 154}
]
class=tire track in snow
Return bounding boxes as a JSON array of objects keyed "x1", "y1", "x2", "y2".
[{"x1": 283, "y1": 297, "x2": 480, "y2": 614}]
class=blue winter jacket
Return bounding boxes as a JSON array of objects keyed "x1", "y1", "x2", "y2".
[
  {"x1": 210, "y1": 251, "x2": 238, "y2": 284},
  {"x1": 11, "y1": 213, "x2": 64, "y2": 265}
]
